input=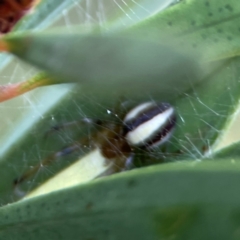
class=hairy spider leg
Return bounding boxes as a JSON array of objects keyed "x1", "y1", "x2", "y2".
[
  {"x1": 44, "y1": 118, "x2": 105, "y2": 138},
  {"x1": 45, "y1": 97, "x2": 130, "y2": 138},
  {"x1": 13, "y1": 119, "x2": 126, "y2": 188},
  {"x1": 13, "y1": 133, "x2": 99, "y2": 187}
]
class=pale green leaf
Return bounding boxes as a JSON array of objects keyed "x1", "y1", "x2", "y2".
[
  {"x1": 0, "y1": 161, "x2": 240, "y2": 239},
  {"x1": 0, "y1": 1, "x2": 180, "y2": 203}
]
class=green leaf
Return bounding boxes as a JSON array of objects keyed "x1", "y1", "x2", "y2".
[
  {"x1": 2, "y1": 0, "x2": 240, "y2": 158},
  {"x1": 0, "y1": 0, "x2": 89, "y2": 154},
  {"x1": 1, "y1": 161, "x2": 240, "y2": 239},
  {"x1": 1, "y1": 0, "x2": 240, "y2": 203},
  {"x1": 5, "y1": 0, "x2": 240, "y2": 71},
  {"x1": 5, "y1": 33, "x2": 201, "y2": 100},
  {"x1": 0, "y1": 1, "x2": 181, "y2": 204},
  {"x1": 129, "y1": 0, "x2": 240, "y2": 62},
  {"x1": 0, "y1": 0, "x2": 80, "y2": 69},
  {"x1": 1, "y1": 1, "x2": 240, "y2": 238},
  {"x1": 211, "y1": 141, "x2": 240, "y2": 159}
]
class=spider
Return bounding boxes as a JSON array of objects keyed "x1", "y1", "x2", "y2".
[
  {"x1": 0, "y1": 0, "x2": 38, "y2": 33},
  {"x1": 13, "y1": 101, "x2": 177, "y2": 188}
]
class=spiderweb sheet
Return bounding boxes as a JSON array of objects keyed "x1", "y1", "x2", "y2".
[
  {"x1": 0, "y1": 0, "x2": 239, "y2": 203},
  {"x1": 0, "y1": 0, "x2": 176, "y2": 155}
]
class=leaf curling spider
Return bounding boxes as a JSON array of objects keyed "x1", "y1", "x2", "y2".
[{"x1": 13, "y1": 101, "x2": 177, "y2": 188}]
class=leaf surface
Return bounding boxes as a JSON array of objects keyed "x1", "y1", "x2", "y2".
[{"x1": 0, "y1": 161, "x2": 240, "y2": 240}]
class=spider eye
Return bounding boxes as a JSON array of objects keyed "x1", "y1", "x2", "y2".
[{"x1": 123, "y1": 102, "x2": 176, "y2": 148}]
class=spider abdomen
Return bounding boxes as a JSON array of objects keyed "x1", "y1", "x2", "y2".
[{"x1": 123, "y1": 102, "x2": 176, "y2": 149}]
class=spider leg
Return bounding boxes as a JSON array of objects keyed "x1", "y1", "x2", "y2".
[
  {"x1": 124, "y1": 153, "x2": 135, "y2": 170},
  {"x1": 106, "y1": 154, "x2": 133, "y2": 174},
  {"x1": 13, "y1": 137, "x2": 94, "y2": 188},
  {"x1": 46, "y1": 97, "x2": 129, "y2": 137},
  {"x1": 14, "y1": 117, "x2": 109, "y2": 188},
  {"x1": 44, "y1": 118, "x2": 104, "y2": 138}
]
